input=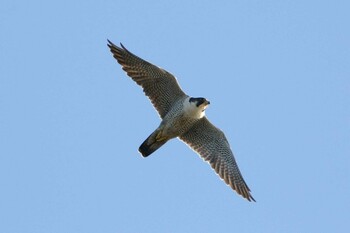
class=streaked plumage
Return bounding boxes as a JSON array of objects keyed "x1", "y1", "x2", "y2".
[{"x1": 107, "y1": 40, "x2": 255, "y2": 202}]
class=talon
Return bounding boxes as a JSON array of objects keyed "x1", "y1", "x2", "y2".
[
  {"x1": 156, "y1": 132, "x2": 162, "y2": 141},
  {"x1": 156, "y1": 132, "x2": 166, "y2": 142}
]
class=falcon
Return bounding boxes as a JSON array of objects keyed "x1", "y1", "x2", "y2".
[{"x1": 107, "y1": 40, "x2": 255, "y2": 202}]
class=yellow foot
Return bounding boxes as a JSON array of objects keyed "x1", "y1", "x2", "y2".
[{"x1": 156, "y1": 131, "x2": 167, "y2": 142}]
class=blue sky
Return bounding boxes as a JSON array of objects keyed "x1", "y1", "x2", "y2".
[{"x1": 1, "y1": 0, "x2": 349, "y2": 232}]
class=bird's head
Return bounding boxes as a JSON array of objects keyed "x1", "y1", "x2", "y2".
[
  {"x1": 189, "y1": 97, "x2": 210, "y2": 108},
  {"x1": 185, "y1": 97, "x2": 210, "y2": 118}
]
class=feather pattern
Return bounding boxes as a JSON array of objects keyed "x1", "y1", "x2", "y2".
[
  {"x1": 108, "y1": 40, "x2": 255, "y2": 201},
  {"x1": 107, "y1": 40, "x2": 186, "y2": 118},
  {"x1": 180, "y1": 117, "x2": 255, "y2": 201}
]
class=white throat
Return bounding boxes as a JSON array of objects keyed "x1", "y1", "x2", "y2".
[{"x1": 183, "y1": 97, "x2": 206, "y2": 119}]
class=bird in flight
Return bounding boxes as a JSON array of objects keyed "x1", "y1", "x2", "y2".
[{"x1": 107, "y1": 40, "x2": 255, "y2": 202}]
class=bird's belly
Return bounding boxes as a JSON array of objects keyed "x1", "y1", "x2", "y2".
[{"x1": 162, "y1": 115, "x2": 197, "y2": 138}]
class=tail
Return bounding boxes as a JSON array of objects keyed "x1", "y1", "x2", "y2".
[{"x1": 139, "y1": 130, "x2": 168, "y2": 157}]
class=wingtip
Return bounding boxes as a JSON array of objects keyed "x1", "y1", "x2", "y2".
[
  {"x1": 243, "y1": 186, "x2": 256, "y2": 202},
  {"x1": 107, "y1": 39, "x2": 115, "y2": 48},
  {"x1": 120, "y1": 43, "x2": 130, "y2": 53},
  {"x1": 107, "y1": 40, "x2": 129, "y2": 53},
  {"x1": 249, "y1": 195, "x2": 256, "y2": 202}
]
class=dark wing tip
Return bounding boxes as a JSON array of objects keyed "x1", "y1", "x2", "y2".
[
  {"x1": 250, "y1": 195, "x2": 256, "y2": 202},
  {"x1": 246, "y1": 193, "x2": 256, "y2": 202},
  {"x1": 240, "y1": 183, "x2": 256, "y2": 202},
  {"x1": 107, "y1": 39, "x2": 116, "y2": 48},
  {"x1": 107, "y1": 39, "x2": 125, "y2": 51},
  {"x1": 120, "y1": 43, "x2": 127, "y2": 50},
  {"x1": 232, "y1": 183, "x2": 256, "y2": 202},
  {"x1": 107, "y1": 40, "x2": 138, "y2": 60},
  {"x1": 107, "y1": 39, "x2": 123, "y2": 51},
  {"x1": 238, "y1": 182, "x2": 256, "y2": 202}
]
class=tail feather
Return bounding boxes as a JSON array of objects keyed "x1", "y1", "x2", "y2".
[{"x1": 139, "y1": 131, "x2": 168, "y2": 157}]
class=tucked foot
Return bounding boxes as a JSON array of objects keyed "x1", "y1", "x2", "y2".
[{"x1": 156, "y1": 131, "x2": 167, "y2": 142}]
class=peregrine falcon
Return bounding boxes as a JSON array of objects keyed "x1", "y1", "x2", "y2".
[{"x1": 107, "y1": 40, "x2": 255, "y2": 202}]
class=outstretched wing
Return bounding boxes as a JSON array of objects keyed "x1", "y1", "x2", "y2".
[
  {"x1": 107, "y1": 40, "x2": 187, "y2": 118},
  {"x1": 180, "y1": 117, "x2": 255, "y2": 202}
]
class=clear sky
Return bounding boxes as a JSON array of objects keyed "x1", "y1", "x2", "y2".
[{"x1": 1, "y1": 0, "x2": 349, "y2": 232}]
